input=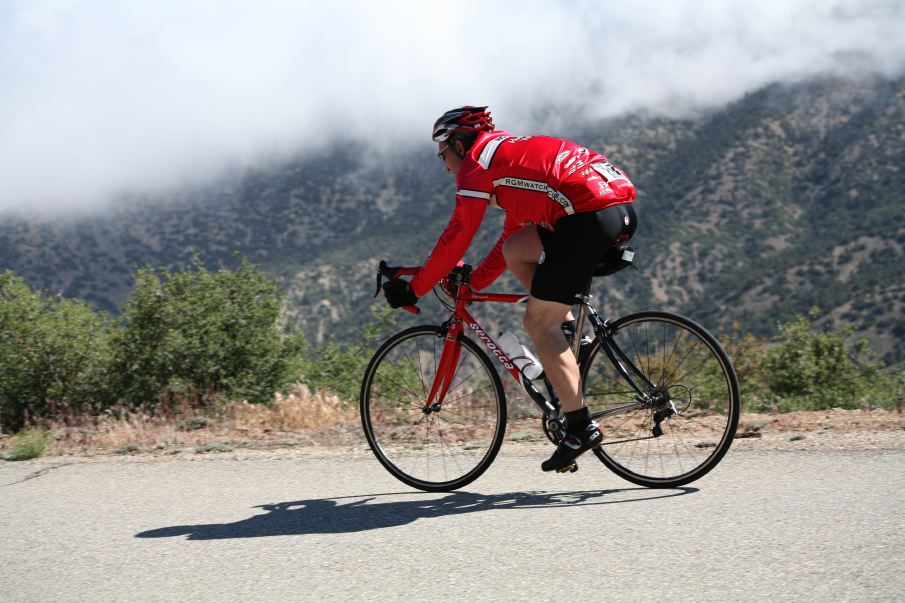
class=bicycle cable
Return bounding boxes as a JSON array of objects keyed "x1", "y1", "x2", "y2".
[{"x1": 433, "y1": 285, "x2": 456, "y2": 312}]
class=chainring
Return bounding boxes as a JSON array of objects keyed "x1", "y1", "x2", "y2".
[{"x1": 541, "y1": 416, "x2": 566, "y2": 445}]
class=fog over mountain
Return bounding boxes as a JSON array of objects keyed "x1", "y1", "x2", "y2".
[{"x1": 1, "y1": 0, "x2": 904, "y2": 213}]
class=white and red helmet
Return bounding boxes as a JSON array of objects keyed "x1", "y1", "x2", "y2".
[{"x1": 432, "y1": 106, "x2": 494, "y2": 142}]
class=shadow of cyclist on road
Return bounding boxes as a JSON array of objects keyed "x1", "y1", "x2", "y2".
[{"x1": 135, "y1": 487, "x2": 696, "y2": 540}]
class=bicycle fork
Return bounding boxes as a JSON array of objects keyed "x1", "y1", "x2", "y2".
[{"x1": 422, "y1": 319, "x2": 465, "y2": 412}]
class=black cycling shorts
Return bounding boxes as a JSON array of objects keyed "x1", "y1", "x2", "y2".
[{"x1": 531, "y1": 203, "x2": 637, "y2": 305}]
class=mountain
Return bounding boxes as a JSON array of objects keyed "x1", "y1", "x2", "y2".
[{"x1": 1, "y1": 76, "x2": 903, "y2": 361}]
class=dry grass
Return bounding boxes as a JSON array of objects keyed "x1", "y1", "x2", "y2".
[
  {"x1": 6, "y1": 392, "x2": 903, "y2": 459},
  {"x1": 8, "y1": 383, "x2": 360, "y2": 457},
  {"x1": 225, "y1": 383, "x2": 356, "y2": 431}
]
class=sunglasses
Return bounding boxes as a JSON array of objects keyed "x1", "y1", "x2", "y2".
[{"x1": 437, "y1": 144, "x2": 449, "y2": 160}]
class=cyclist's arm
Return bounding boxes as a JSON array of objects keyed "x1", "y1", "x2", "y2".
[{"x1": 410, "y1": 195, "x2": 488, "y2": 297}]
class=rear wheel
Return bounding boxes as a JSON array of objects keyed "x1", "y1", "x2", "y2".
[
  {"x1": 581, "y1": 311, "x2": 739, "y2": 488},
  {"x1": 360, "y1": 325, "x2": 507, "y2": 492}
]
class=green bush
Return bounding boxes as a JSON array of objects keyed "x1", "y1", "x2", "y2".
[
  {"x1": 720, "y1": 312, "x2": 903, "y2": 412},
  {"x1": 0, "y1": 271, "x2": 116, "y2": 432},
  {"x1": 719, "y1": 322, "x2": 772, "y2": 409},
  {"x1": 112, "y1": 257, "x2": 304, "y2": 408},
  {"x1": 5, "y1": 258, "x2": 393, "y2": 430},
  {"x1": 2, "y1": 426, "x2": 51, "y2": 461},
  {"x1": 762, "y1": 309, "x2": 886, "y2": 410}
]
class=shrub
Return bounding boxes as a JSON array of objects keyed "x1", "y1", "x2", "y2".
[
  {"x1": 763, "y1": 309, "x2": 882, "y2": 410},
  {"x1": 720, "y1": 312, "x2": 902, "y2": 412},
  {"x1": 111, "y1": 257, "x2": 305, "y2": 408},
  {"x1": 2, "y1": 426, "x2": 51, "y2": 461},
  {"x1": 0, "y1": 271, "x2": 116, "y2": 432},
  {"x1": 719, "y1": 322, "x2": 771, "y2": 409}
]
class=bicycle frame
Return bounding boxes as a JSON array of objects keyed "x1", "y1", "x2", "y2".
[
  {"x1": 441, "y1": 287, "x2": 561, "y2": 419},
  {"x1": 385, "y1": 263, "x2": 658, "y2": 425}
]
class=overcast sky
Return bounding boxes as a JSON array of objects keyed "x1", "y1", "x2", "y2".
[{"x1": 1, "y1": 0, "x2": 904, "y2": 213}]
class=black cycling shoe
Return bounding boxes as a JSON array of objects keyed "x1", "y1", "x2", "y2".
[{"x1": 541, "y1": 422, "x2": 602, "y2": 472}]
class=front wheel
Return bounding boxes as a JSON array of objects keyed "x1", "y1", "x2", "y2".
[
  {"x1": 581, "y1": 311, "x2": 740, "y2": 488},
  {"x1": 360, "y1": 325, "x2": 507, "y2": 492}
]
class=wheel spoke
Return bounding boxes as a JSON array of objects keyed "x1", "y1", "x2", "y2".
[
  {"x1": 362, "y1": 326, "x2": 506, "y2": 492},
  {"x1": 582, "y1": 313, "x2": 739, "y2": 488}
]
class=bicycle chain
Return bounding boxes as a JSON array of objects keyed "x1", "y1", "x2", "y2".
[{"x1": 601, "y1": 435, "x2": 656, "y2": 445}]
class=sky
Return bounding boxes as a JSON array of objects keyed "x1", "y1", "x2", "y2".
[{"x1": 1, "y1": 0, "x2": 904, "y2": 213}]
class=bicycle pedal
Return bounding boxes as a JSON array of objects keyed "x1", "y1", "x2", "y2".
[{"x1": 556, "y1": 462, "x2": 578, "y2": 474}]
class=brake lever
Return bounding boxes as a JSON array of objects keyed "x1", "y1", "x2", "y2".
[{"x1": 374, "y1": 260, "x2": 388, "y2": 297}]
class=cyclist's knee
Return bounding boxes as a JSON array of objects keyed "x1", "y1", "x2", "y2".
[{"x1": 523, "y1": 299, "x2": 568, "y2": 337}]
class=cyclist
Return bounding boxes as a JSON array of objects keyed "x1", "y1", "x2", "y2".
[{"x1": 382, "y1": 106, "x2": 637, "y2": 472}]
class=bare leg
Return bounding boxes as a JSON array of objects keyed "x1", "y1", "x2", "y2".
[
  {"x1": 502, "y1": 228, "x2": 584, "y2": 412},
  {"x1": 532, "y1": 294, "x2": 601, "y2": 472},
  {"x1": 523, "y1": 298, "x2": 585, "y2": 413}
]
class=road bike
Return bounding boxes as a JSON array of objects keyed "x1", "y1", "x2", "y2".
[{"x1": 360, "y1": 250, "x2": 740, "y2": 492}]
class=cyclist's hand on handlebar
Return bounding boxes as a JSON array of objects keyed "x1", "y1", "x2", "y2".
[{"x1": 382, "y1": 278, "x2": 419, "y2": 309}]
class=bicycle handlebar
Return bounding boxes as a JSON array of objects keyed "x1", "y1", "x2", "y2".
[
  {"x1": 377, "y1": 260, "x2": 420, "y2": 280},
  {"x1": 375, "y1": 260, "x2": 421, "y2": 314}
]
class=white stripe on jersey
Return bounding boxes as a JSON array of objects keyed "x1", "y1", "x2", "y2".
[
  {"x1": 457, "y1": 189, "x2": 492, "y2": 200},
  {"x1": 477, "y1": 135, "x2": 510, "y2": 169}
]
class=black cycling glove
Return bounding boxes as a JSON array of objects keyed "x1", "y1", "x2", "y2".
[{"x1": 383, "y1": 278, "x2": 419, "y2": 308}]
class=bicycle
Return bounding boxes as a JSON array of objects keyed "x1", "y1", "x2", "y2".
[{"x1": 360, "y1": 249, "x2": 740, "y2": 492}]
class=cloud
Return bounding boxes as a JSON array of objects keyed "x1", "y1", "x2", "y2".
[{"x1": 0, "y1": 0, "x2": 903, "y2": 212}]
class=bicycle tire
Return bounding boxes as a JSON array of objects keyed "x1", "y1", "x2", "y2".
[
  {"x1": 581, "y1": 311, "x2": 740, "y2": 488},
  {"x1": 360, "y1": 325, "x2": 507, "y2": 492}
]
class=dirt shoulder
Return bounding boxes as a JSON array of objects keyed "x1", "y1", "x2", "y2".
[
  {"x1": 2, "y1": 408, "x2": 903, "y2": 462},
  {"x1": 731, "y1": 408, "x2": 905, "y2": 452}
]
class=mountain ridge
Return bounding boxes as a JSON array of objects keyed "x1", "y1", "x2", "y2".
[{"x1": 2, "y1": 75, "x2": 903, "y2": 361}]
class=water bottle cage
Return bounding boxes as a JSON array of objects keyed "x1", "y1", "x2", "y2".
[
  {"x1": 511, "y1": 355, "x2": 531, "y2": 371},
  {"x1": 511, "y1": 356, "x2": 542, "y2": 383}
]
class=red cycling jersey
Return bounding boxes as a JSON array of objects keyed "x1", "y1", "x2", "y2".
[{"x1": 410, "y1": 130, "x2": 636, "y2": 297}]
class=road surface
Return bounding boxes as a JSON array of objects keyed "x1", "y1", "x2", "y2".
[{"x1": 1, "y1": 446, "x2": 903, "y2": 601}]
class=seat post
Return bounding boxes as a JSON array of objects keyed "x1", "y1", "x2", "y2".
[{"x1": 571, "y1": 277, "x2": 594, "y2": 358}]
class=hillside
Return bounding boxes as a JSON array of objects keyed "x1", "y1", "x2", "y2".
[{"x1": 1, "y1": 76, "x2": 903, "y2": 361}]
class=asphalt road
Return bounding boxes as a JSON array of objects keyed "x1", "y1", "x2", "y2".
[{"x1": 1, "y1": 446, "x2": 903, "y2": 602}]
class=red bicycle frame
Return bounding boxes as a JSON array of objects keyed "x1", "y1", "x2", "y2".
[{"x1": 384, "y1": 265, "x2": 558, "y2": 417}]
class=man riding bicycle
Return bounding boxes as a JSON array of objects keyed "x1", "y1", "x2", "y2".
[{"x1": 382, "y1": 106, "x2": 637, "y2": 472}]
